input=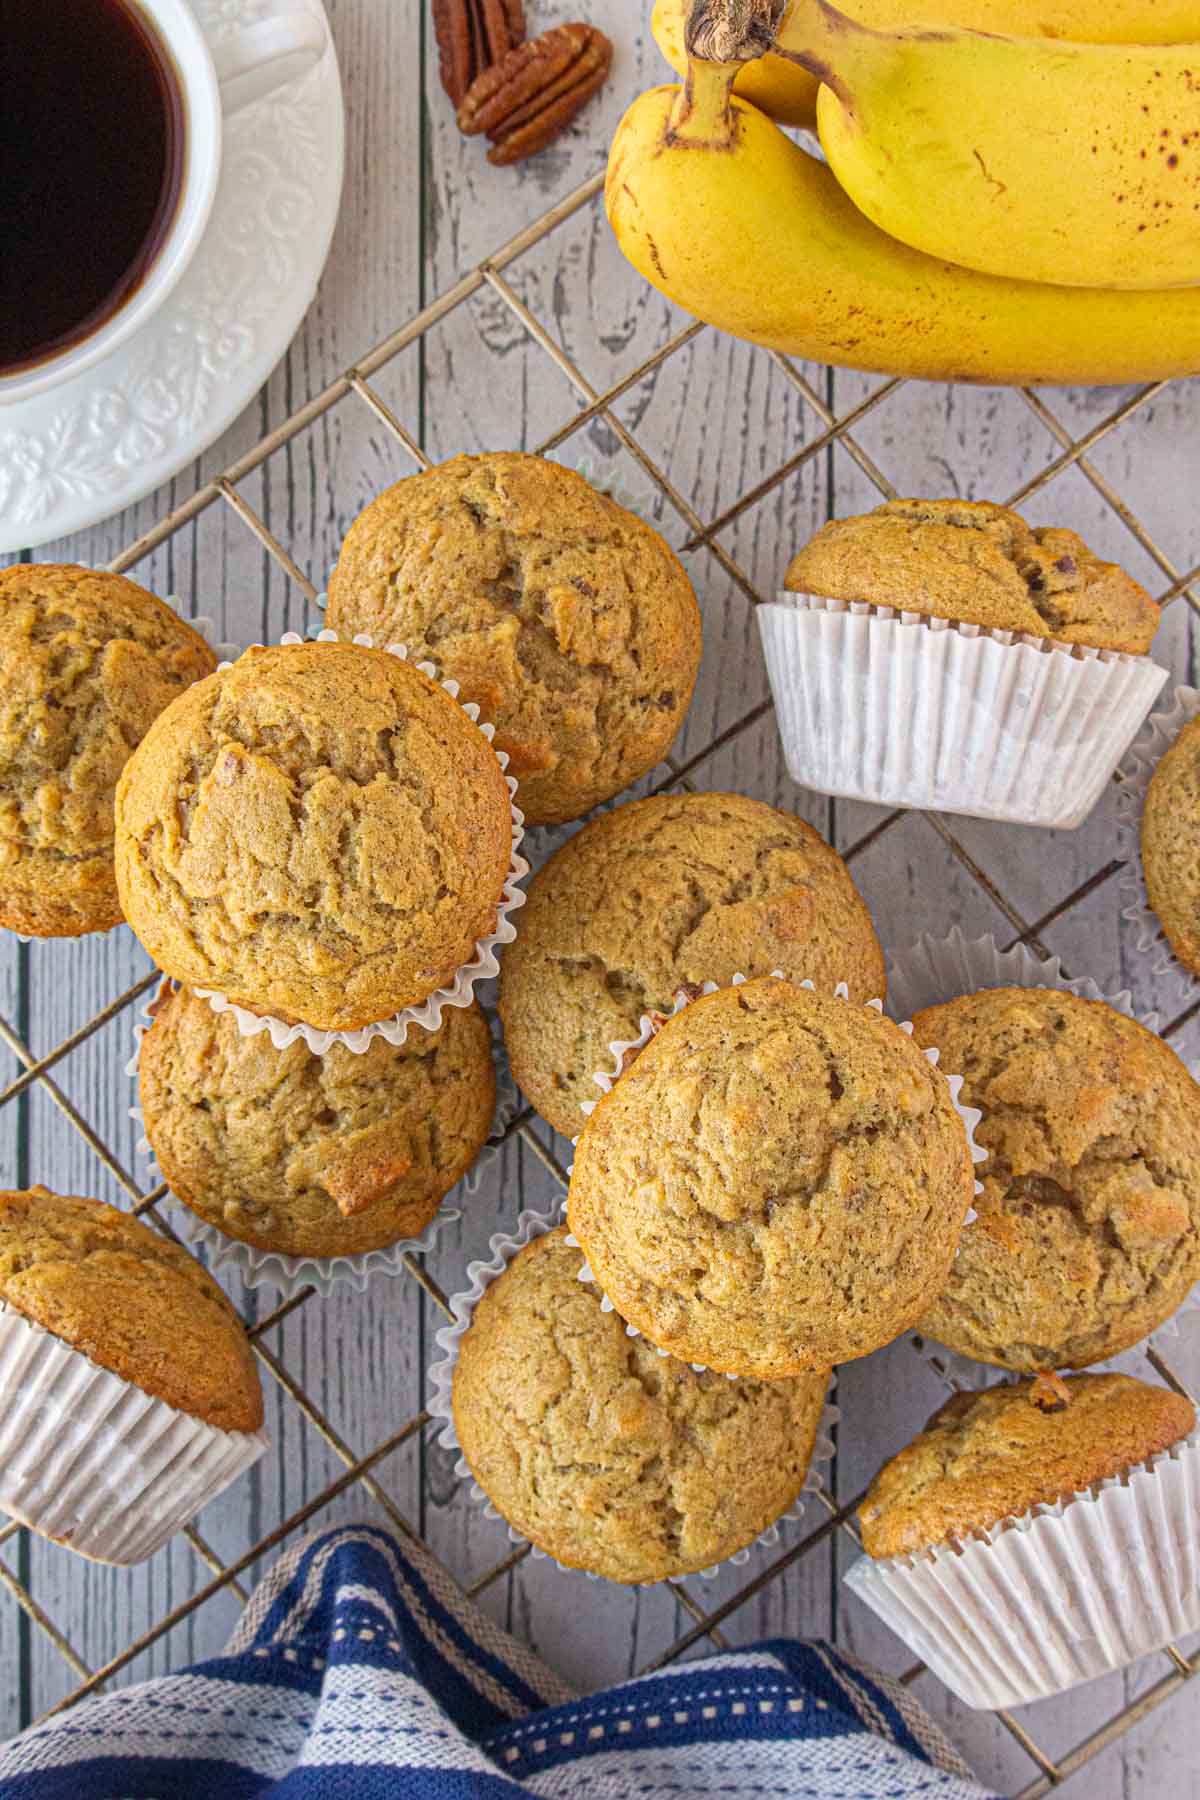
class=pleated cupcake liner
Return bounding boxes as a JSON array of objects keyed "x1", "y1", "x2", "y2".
[
  {"x1": 427, "y1": 1204, "x2": 839, "y2": 1588},
  {"x1": 886, "y1": 927, "x2": 1200, "y2": 1387},
  {"x1": 757, "y1": 593, "x2": 1167, "y2": 829},
  {"x1": 188, "y1": 630, "x2": 528, "y2": 1057},
  {"x1": 844, "y1": 1430, "x2": 1200, "y2": 1711},
  {"x1": 126, "y1": 994, "x2": 521, "y2": 1299},
  {"x1": 1116, "y1": 684, "x2": 1200, "y2": 998},
  {"x1": 0, "y1": 1303, "x2": 267, "y2": 1565},
  {"x1": 10, "y1": 610, "x2": 241, "y2": 946},
  {"x1": 562, "y1": 972, "x2": 985, "y2": 1379}
]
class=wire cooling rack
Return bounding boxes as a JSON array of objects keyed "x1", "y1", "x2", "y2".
[{"x1": 2, "y1": 167, "x2": 1198, "y2": 1795}]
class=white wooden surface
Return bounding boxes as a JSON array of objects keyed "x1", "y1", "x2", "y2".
[{"x1": 1, "y1": 1, "x2": 1199, "y2": 1789}]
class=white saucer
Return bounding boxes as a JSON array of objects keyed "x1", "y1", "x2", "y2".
[{"x1": 0, "y1": 0, "x2": 344, "y2": 553}]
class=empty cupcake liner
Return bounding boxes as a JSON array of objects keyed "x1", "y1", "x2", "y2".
[
  {"x1": 887, "y1": 927, "x2": 1200, "y2": 1387},
  {"x1": 1116, "y1": 684, "x2": 1200, "y2": 998},
  {"x1": 563, "y1": 972, "x2": 985, "y2": 1378},
  {"x1": 126, "y1": 993, "x2": 521, "y2": 1299},
  {"x1": 844, "y1": 1429, "x2": 1200, "y2": 1710},
  {"x1": 427, "y1": 1205, "x2": 839, "y2": 1588},
  {"x1": 758, "y1": 593, "x2": 1167, "y2": 829},
  {"x1": 189, "y1": 631, "x2": 528, "y2": 1057},
  {"x1": 0, "y1": 1303, "x2": 267, "y2": 1565},
  {"x1": 10, "y1": 610, "x2": 241, "y2": 946}
]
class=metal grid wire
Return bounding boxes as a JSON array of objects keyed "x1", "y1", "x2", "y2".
[{"x1": 2, "y1": 166, "x2": 1198, "y2": 1794}]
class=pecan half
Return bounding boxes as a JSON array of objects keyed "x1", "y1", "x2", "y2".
[
  {"x1": 457, "y1": 22, "x2": 612, "y2": 165},
  {"x1": 433, "y1": 0, "x2": 526, "y2": 109}
]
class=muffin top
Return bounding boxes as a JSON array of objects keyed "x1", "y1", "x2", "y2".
[
  {"x1": 912, "y1": 987, "x2": 1200, "y2": 1370},
  {"x1": 498, "y1": 792, "x2": 885, "y2": 1139},
  {"x1": 0, "y1": 1188, "x2": 262, "y2": 1434},
  {"x1": 139, "y1": 985, "x2": 496, "y2": 1260},
  {"x1": 859, "y1": 1373, "x2": 1196, "y2": 1558},
  {"x1": 325, "y1": 452, "x2": 703, "y2": 826},
  {"x1": 1142, "y1": 713, "x2": 1200, "y2": 980},
  {"x1": 567, "y1": 978, "x2": 975, "y2": 1376},
  {"x1": 452, "y1": 1226, "x2": 830, "y2": 1583},
  {"x1": 0, "y1": 563, "x2": 216, "y2": 937},
  {"x1": 786, "y1": 499, "x2": 1159, "y2": 654},
  {"x1": 114, "y1": 641, "x2": 514, "y2": 1032}
]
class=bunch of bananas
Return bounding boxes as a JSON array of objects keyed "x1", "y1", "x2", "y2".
[{"x1": 607, "y1": 0, "x2": 1200, "y2": 384}]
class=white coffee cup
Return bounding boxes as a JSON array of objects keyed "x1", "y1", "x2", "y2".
[{"x1": 0, "y1": 0, "x2": 329, "y2": 406}]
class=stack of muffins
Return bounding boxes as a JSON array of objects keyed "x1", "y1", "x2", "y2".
[{"x1": 1, "y1": 464, "x2": 1197, "y2": 1718}]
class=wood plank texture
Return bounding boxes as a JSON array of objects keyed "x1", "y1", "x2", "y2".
[{"x1": 0, "y1": 0, "x2": 1197, "y2": 1789}]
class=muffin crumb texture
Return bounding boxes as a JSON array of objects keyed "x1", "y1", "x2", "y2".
[
  {"x1": 786, "y1": 498, "x2": 1159, "y2": 654},
  {"x1": 0, "y1": 564, "x2": 216, "y2": 937},
  {"x1": 139, "y1": 985, "x2": 496, "y2": 1259},
  {"x1": 567, "y1": 978, "x2": 975, "y2": 1376},
  {"x1": 859, "y1": 1373, "x2": 1196, "y2": 1559},
  {"x1": 113, "y1": 641, "x2": 513, "y2": 1031},
  {"x1": 451, "y1": 1227, "x2": 830, "y2": 1583},
  {"x1": 1142, "y1": 713, "x2": 1200, "y2": 980},
  {"x1": 326, "y1": 452, "x2": 703, "y2": 825},
  {"x1": 913, "y1": 986, "x2": 1200, "y2": 1370},
  {"x1": 499, "y1": 791, "x2": 885, "y2": 1138},
  {"x1": 0, "y1": 1187, "x2": 263, "y2": 1434}
]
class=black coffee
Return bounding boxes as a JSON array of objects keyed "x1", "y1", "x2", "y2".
[{"x1": 0, "y1": 0, "x2": 185, "y2": 376}]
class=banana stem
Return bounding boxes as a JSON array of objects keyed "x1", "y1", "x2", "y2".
[
  {"x1": 667, "y1": 55, "x2": 742, "y2": 148},
  {"x1": 773, "y1": 0, "x2": 886, "y2": 101},
  {"x1": 684, "y1": 0, "x2": 786, "y2": 63}
]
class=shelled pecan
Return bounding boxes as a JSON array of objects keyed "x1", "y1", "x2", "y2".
[
  {"x1": 433, "y1": 0, "x2": 526, "y2": 109},
  {"x1": 457, "y1": 22, "x2": 612, "y2": 165}
]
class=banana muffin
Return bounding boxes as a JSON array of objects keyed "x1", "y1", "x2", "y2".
[
  {"x1": 0, "y1": 563, "x2": 216, "y2": 937},
  {"x1": 325, "y1": 452, "x2": 703, "y2": 825},
  {"x1": 567, "y1": 978, "x2": 976, "y2": 1376},
  {"x1": 858, "y1": 1373, "x2": 1196, "y2": 1558},
  {"x1": 114, "y1": 641, "x2": 514, "y2": 1032},
  {"x1": 786, "y1": 499, "x2": 1159, "y2": 653},
  {"x1": 452, "y1": 1225, "x2": 831, "y2": 1583},
  {"x1": 0, "y1": 1187, "x2": 262, "y2": 1434},
  {"x1": 139, "y1": 984, "x2": 496, "y2": 1260},
  {"x1": 1141, "y1": 712, "x2": 1200, "y2": 979},
  {"x1": 911, "y1": 987, "x2": 1200, "y2": 1370},
  {"x1": 499, "y1": 791, "x2": 885, "y2": 1138}
]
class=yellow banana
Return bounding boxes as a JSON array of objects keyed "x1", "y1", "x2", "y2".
[
  {"x1": 605, "y1": 63, "x2": 1200, "y2": 383},
  {"x1": 651, "y1": 0, "x2": 1200, "y2": 129},
  {"x1": 796, "y1": 0, "x2": 1200, "y2": 289}
]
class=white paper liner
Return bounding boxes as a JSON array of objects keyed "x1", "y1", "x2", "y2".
[
  {"x1": 563, "y1": 972, "x2": 986, "y2": 1377},
  {"x1": 0, "y1": 1304, "x2": 266, "y2": 1564},
  {"x1": 188, "y1": 631, "x2": 528, "y2": 1056},
  {"x1": 758, "y1": 593, "x2": 1167, "y2": 829},
  {"x1": 887, "y1": 928, "x2": 1200, "y2": 1388},
  {"x1": 126, "y1": 994, "x2": 521, "y2": 1299},
  {"x1": 427, "y1": 1205, "x2": 839, "y2": 1588},
  {"x1": 1116, "y1": 684, "x2": 1200, "y2": 997},
  {"x1": 844, "y1": 1429, "x2": 1200, "y2": 1710},
  {"x1": 10, "y1": 610, "x2": 241, "y2": 945}
]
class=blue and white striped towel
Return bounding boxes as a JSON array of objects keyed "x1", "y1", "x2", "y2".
[{"x1": 0, "y1": 1524, "x2": 995, "y2": 1798}]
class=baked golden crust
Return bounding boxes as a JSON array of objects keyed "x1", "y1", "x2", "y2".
[
  {"x1": 139, "y1": 985, "x2": 496, "y2": 1259},
  {"x1": 113, "y1": 641, "x2": 514, "y2": 1031},
  {"x1": 325, "y1": 452, "x2": 703, "y2": 825},
  {"x1": 567, "y1": 979, "x2": 975, "y2": 1377},
  {"x1": 452, "y1": 1226, "x2": 830, "y2": 1583},
  {"x1": 1142, "y1": 713, "x2": 1200, "y2": 979},
  {"x1": 859, "y1": 1373, "x2": 1196, "y2": 1558},
  {"x1": 0, "y1": 1188, "x2": 262, "y2": 1433},
  {"x1": 498, "y1": 791, "x2": 885, "y2": 1139},
  {"x1": 786, "y1": 498, "x2": 1159, "y2": 654},
  {"x1": 0, "y1": 563, "x2": 216, "y2": 937},
  {"x1": 912, "y1": 987, "x2": 1200, "y2": 1370}
]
